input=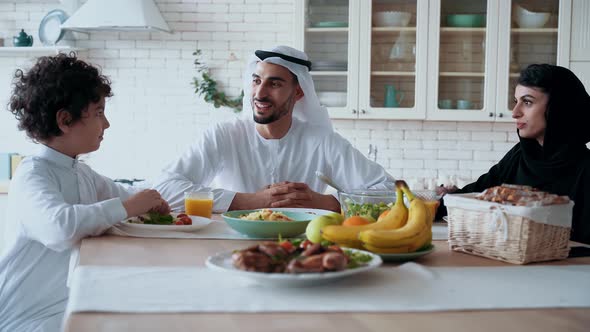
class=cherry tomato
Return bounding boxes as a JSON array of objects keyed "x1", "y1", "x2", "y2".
[
  {"x1": 180, "y1": 216, "x2": 192, "y2": 225},
  {"x1": 279, "y1": 241, "x2": 295, "y2": 252},
  {"x1": 174, "y1": 220, "x2": 184, "y2": 225},
  {"x1": 177, "y1": 213, "x2": 188, "y2": 218}
]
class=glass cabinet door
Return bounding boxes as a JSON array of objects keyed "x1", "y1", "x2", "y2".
[
  {"x1": 497, "y1": 0, "x2": 560, "y2": 120},
  {"x1": 302, "y1": 0, "x2": 357, "y2": 118},
  {"x1": 358, "y1": 0, "x2": 427, "y2": 119},
  {"x1": 439, "y1": 0, "x2": 487, "y2": 114},
  {"x1": 427, "y1": 0, "x2": 499, "y2": 121}
]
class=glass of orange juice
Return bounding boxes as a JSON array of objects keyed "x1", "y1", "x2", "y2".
[{"x1": 184, "y1": 191, "x2": 213, "y2": 218}]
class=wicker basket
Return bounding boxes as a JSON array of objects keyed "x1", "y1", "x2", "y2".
[{"x1": 445, "y1": 194, "x2": 572, "y2": 264}]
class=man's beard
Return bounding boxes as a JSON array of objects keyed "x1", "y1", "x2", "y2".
[{"x1": 252, "y1": 94, "x2": 294, "y2": 124}]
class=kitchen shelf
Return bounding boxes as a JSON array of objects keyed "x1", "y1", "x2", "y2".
[
  {"x1": 306, "y1": 28, "x2": 349, "y2": 33},
  {"x1": 371, "y1": 71, "x2": 416, "y2": 76},
  {"x1": 439, "y1": 72, "x2": 485, "y2": 77},
  {"x1": 372, "y1": 27, "x2": 417, "y2": 33},
  {"x1": 440, "y1": 27, "x2": 486, "y2": 33},
  {"x1": 310, "y1": 71, "x2": 348, "y2": 76},
  {"x1": 510, "y1": 28, "x2": 558, "y2": 33},
  {"x1": 0, "y1": 46, "x2": 84, "y2": 55}
]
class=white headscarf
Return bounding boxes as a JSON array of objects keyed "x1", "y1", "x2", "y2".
[{"x1": 241, "y1": 45, "x2": 333, "y2": 131}]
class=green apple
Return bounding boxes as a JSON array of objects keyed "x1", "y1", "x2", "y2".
[{"x1": 305, "y1": 212, "x2": 344, "y2": 243}]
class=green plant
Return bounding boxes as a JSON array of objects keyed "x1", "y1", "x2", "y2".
[{"x1": 192, "y1": 49, "x2": 244, "y2": 112}]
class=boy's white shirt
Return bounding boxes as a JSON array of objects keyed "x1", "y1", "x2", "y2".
[{"x1": 0, "y1": 145, "x2": 130, "y2": 332}]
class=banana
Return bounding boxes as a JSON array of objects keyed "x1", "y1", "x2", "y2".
[
  {"x1": 363, "y1": 228, "x2": 432, "y2": 253},
  {"x1": 321, "y1": 187, "x2": 408, "y2": 248},
  {"x1": 359, "y1": 181, "x2": 431, "y2": 250}
]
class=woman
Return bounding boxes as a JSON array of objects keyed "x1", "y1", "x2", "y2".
[{"x1": 439, "y1": 64, "x2": 590, "y2": 244}]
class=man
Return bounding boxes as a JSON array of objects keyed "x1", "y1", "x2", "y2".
[{"x1": 153, "y1": 45, "x2": 393, "y2": 213}]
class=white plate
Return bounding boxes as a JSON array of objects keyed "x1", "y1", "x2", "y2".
[
  {"x1": 122, "y1": 213, "x2": 212, "y2": 232},
  {"x1": 206, "y1": 248, "x2": 382, "y2": 287},
  {"x1": 39, "y1": 9, "x2": 68, "y2": 46},
  {"x1": 442, "y1": 216, "x2": 449, "y2": 223}
]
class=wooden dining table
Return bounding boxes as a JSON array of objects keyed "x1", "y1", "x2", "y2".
[{"x1": 64, "y1": 223, "x2": 590, "y2": 332}]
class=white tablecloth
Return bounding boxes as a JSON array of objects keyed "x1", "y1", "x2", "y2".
[{"x1": 66, "y1": 263, "x2": 590, "y2": 314}]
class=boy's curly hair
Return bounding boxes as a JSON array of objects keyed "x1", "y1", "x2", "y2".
[{"x1": 8, "y1": 53, "x2": 112, "y2": 142}]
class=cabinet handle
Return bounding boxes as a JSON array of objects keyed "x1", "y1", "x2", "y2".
[
  {"x1": 361, "y1": 109, "x2": 366, "y2": 114},
  {"x1": 352, "y1": 109, "x2": 357, "y2": 114},
  {"x1": 498, "y1": 113, "x2": 504, "y2": 118},
  {"x1": 489, "y1": 112, "x2": 494, "y2": 117}
]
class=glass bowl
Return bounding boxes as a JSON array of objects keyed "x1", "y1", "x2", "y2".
[
  {"x1": 339, "y1": 190, "x2": 397, "y2": 221},
  {"x1": 446, "y1": 14, "x2": 486, "y2": 27}
]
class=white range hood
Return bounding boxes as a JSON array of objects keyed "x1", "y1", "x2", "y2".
[{"x1": 61, "y1": 0, "x2": 171, "y2": 33}]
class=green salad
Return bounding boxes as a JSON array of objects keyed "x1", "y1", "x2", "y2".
[{"x1": 344, "y1": 200, "x2": 392, "y2": 220}]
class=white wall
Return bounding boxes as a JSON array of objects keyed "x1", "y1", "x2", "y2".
[{"x1": 0, "y1": 0, "x2": 521, "y2": 189}]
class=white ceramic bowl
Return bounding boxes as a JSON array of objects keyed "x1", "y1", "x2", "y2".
[
  {"x1": 373, "y1": 11, "x2": 411, "y2": 27},
  {"x1": 317, "y1": 92, "x2": 347, "y2": 107},
  {"x1": 513, "y1": 5, "x2": 550, "y2": 28}
]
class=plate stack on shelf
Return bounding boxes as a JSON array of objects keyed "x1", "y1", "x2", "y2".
[
  {"x1": 39, "y1": 9, "x2": 68, "y2": 46},
  {"x1": 312, "y1": 21, "x2": 348, "y2": 28},
  {"x1": 313, "y1": 60, "x2": 347, "y2": 71}
]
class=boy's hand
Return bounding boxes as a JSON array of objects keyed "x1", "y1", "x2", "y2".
[{"x1": 123, "y1": 189, "x2": 170, "y2": 218}]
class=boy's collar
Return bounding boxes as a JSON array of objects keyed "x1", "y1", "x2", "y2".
[{"x1": 36, "y1": 144, "x2": 79, "y2": 168}]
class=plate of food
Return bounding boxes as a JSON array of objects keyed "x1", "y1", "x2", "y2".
[
  {"x1": 206, "y1": 239, "x2": 382, "y2": 286},
  {"x1": 376, "y1": 244, "x2": 435, "y2": 262},
  {"x1": 221, "y1": 209, "x2": 316, "y2": 238},
  {"x1": 123, "y1": 212, "x2": 212, "y2": 232}
]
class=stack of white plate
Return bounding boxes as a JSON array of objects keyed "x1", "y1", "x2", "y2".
[{"x1": 313, "y1": 61, "x2": 347, "y2": 71}]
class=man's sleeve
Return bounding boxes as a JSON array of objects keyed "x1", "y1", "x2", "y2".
[{"x1": 151, "y1": 125, "x2": 236, "y2": 212}]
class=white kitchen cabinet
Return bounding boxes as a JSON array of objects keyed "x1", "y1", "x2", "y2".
[
  {"x1": 429, "y1": 0, "x2": 571, "y2": 121},
  {"x1": 568, "y1": 0, "x2": 590, "y2": 91},
  {"x1": 569, "y1": 0, "x2": 590, "y2": 61},
  {"x1": 570, "y1": 62, "x2": 590, "y2": 91},
  {"x1": 495, "y1": 0, "x2": 572, "y2": 120},
  {"x1": 294, "y1": 0, "x2": 428, "y2": 120},
  {"x1": 426, "y1": 0, "x2": 500, "y2": 121},
  {"x1": 294, "y1": 0, "x2": 573, "y2": 122}
]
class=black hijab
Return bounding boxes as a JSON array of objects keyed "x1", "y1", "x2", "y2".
[{"x1": 516, "y1": 64, "x2": 590, "y2": 189}]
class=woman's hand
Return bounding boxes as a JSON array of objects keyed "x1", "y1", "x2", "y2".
[{"x1": 436, "y1": 185, "x2": 459, "y2": 196}]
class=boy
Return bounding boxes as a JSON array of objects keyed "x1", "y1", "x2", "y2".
[{"x1": 0, "y1": 53, "x2": 169, "y2": 331}]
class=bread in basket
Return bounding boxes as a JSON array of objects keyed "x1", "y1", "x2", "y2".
[{"x1": 444, "y1": 184, "x2": 573, "y2": 264}]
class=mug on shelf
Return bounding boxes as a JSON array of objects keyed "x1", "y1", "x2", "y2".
[
  {"x1": 438, "y1": 99, "x2": 453, "y2": 109},
  {"x1": 384, "y1": 84, "x2": 404, "y2": 107},
  {"x1": 457, "y1": 99, "x2": 472, "y2": 109}
]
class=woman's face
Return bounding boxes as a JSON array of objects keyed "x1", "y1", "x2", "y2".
[{"x1": 512, "y1": 84, "x2": 549, "y2": 145}]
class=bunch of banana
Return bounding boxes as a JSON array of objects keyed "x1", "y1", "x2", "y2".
[
  {"x1": 359, "y1": 181, "x2": 432, "y2": 254},
  {"x1": 321, "y1": 187, "x2": 408, "y2": 249}
]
